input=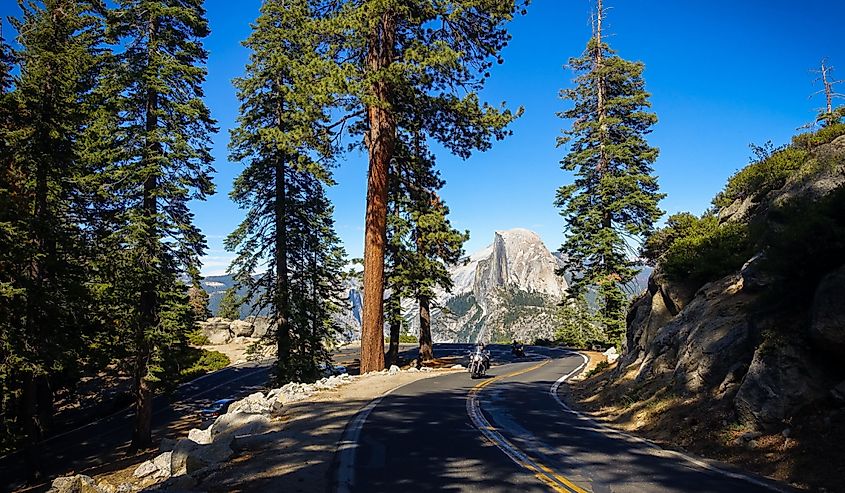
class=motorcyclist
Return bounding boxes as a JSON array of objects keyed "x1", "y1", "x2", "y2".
[
  {"x1": 511, "y1": 339, "x2": 525, "y2": 357},
  {"x1": 474, "y1": 342, "x2": 491, "y2": 371}
]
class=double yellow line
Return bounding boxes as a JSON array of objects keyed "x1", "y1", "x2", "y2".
[{"x1": 466, "y1": 361, "x2": 590, "y2": 493}]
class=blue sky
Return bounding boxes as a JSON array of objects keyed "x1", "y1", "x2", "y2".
[{"x1": 3, "y1": 1, "x2": 844, "y2": 275}]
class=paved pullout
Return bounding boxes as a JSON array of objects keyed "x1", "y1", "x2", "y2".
[{"x1": 343, "y1": 349, "x2": 792, "y2": 493}]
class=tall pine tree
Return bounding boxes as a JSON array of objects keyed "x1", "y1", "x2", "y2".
[
  {"x1": 555, "y1": 0, "x2": 663, "y2": 344},
  {"x1": 227, "y1": 0, "x2": 346, "y2": 384},
  {"x1": 103, "y1": 0, "x2": 216, "y2": 449},
  {"x1": 1, "y1": 0, "x2": 105, "y2": 474},
  {"x1": 326, "y1": 0, "x2": 523, "y2": 373}
]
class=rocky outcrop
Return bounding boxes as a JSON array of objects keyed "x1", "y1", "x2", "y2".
[
  {"x1": 402, "y1": 228, "x2": 571, "y2": 342},
  {"x1": 809, "y1": 265, "x2": 845, "y2": 352},
  {"x1": 735, "y1": 340, "x2": 828, "y2": 429},
  {"x1": 614, "y1": 132, "x2": 845, "y2": 432},
  {"x1": 195, "y1": 316, "x2": 277, "y2": 344}
]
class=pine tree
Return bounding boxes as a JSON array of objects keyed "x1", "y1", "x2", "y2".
[
  {"x1": 217, "y1": 287, "x2": 241, "y2": 320},
  {"x1": 226, "y1": 0, "x2": 345, "y2": 384},
  {"x1": 326, "y1": 0, "x2": 524, "y2": 373},
  {"x1": 103, "y1": 0, "x2": 216, "y2": 449},
  {"x1": 188, "y1": 280, "x2": 211, "y2": 321},
  {"x1": 555, "y1": 0, "x2": 664, "y2": 344},
  {"x1": 1, "y1": 0, "x2": 105, "y2": 473},
  {"x1": 383, "y1": 132, "x2": 467, "y2": 366}
]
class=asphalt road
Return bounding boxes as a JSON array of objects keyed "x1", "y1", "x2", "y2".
[
  {"x1": 341, "y1": 347, "x2": 792, "y2": 493},
  {"x1": 1, "y1": 359, "x2": 274, "y2": 492}
]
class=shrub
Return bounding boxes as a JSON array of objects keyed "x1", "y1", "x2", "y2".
[
  {"x1": 662, "y1": 222, "x2": 752, "y2": 285},
  {"x1": 585, "y1": 360, "x2": 610, "y2": 378},
  {"x1": 186, "y1": 329, "x2": 210, "y2": 346},
  {"x1": 761, "y1": 186, "x2": 845, "y2": 306},
  {"x1": 178, "y1": 348, "x2": 230, "y2": 381},
  {"x1": 791, "y1": 122, "x2": 845, "y2": 151},
  {"x1": 642, "y1": 212, "x2": 717, "y2": 264},
  {"x1": 713, "y1": 146, "x2": 807, "y2": 209}
]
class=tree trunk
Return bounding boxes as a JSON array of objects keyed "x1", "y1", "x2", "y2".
[
  {"x1": 418, "y1": 294, "x2": 433, "y2": 362},
  {"x1": 385, "y1": 315, "x2": 400, "y2": 367},
  {"x1": 360, "y1": 10, "x2": 396, "y2": 374},
  {"x1": 594, "y1": 0, "x2": 607, "y2": 173},
  {"x1": 133, "y1": 17, "x2": 159, "y2": 450},
  {"x1": 21, "y1": 371, "x2": 41, "y2": 481},
  {"x1": 275, "y1": 141, "x2": 291, "y2": 383}
]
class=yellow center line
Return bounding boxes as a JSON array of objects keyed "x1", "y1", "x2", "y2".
[{"x1": 467, "y1": 360, "x2": 590, "y2": 493}]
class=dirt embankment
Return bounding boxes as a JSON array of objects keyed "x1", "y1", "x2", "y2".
[{"x1": 566, "y1": 362, "x2": 844, "y2": 492}]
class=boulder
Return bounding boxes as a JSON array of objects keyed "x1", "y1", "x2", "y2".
[
  {"x1": 735, "y1": 340, "x2": 828, "y2": 430},
  {"x1": 602, "y1": 347, "x2": 619, "y2": 364},
  {"x1": 740, "y1": 253, "x2": 777, "y2": 292},
  {"x1": 809, "y1": 265, "x2": 845, "y2": 352},
  {"x1": 246, "y1": 316, "x2": 272, "y2": 339},
  {"x1": 197, "y1": 318, "x2": 233, "y2": 345},
  {"x1": 271, "y1": 382, "x2": 314, "y2": 408},
  {"x1": 625, "y1": 274, "x2": 755, "y2": 393},
  {"x1": 133, "y1": 451, "x2": 173, "y2": 480},
  {"x1": 133, "y1": 460, "x2": 158, "y2": 479},
  {"x1": 388, "y1": 365, "x2": 400, "y2": 375},
  {"x1": 159, "y1": 438, "x2": 176, "y2": 452},
  {"x1": 187, "y1": 427, "x2": 212, "y2": 445},
  {"x1": 157, "y1": 474, "x2": 197, "y2": 491},
  {"x1": 671, "y1": 276, "x2": 754, "y2": 393},
  {"x1": 152, "y1": 451, "x2": 173, "y2": 479},
  {"x1": 227, "y1": 391, "x2": 272, "y2": 414},
  {"x1": 718, "y1": 194, "x2": 758, "y2": 223},
  {"x1": 229, "y1": 319, "x2": 254, "y2": 337},
  {"x1": 210, "y1": 412, "x2": 273, "y2": 443},
  {"x1": 48, "y1": 475, "x2": 109, "y2": 493},
  {"x1": 170, "y1": 438, "x2": 233, "y2": 476}
]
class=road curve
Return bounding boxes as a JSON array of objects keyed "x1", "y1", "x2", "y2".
[{"x1": 338, "y1": 350, "x2": 793, "y2": 493}]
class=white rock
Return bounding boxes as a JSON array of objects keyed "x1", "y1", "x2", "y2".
[
  {"x1": 210, "y1": 412, "x2": 272, "y2": 443},
  {"x1": 388, "y1": 365, "x2": 400, "y2": 375},
  {"x1": 228, "y1": 391, "x2": 272, "y2": 414},
  {"x1": 132, "y1": 461, "x2": 158, "y2": 478},
  {"x1": 451, "y1": 364, "x2": 465, "y2": 369},
  {"x1": 407, "y1": 367, "x2": 420, "y2": 373},
  {"x1": 230, "y1": 319, "x2": 254, "y2": 337},
  {"x1": 170, "y1": 438, "x2": 233, "y2": 476},
  {"x1": 602, "y1": 346, "x2": 620, "y2": 364},
  {"x1": 48, "y1": 474, "x2": 109, "y2": 493},
  {"x1": 152, "y1": 451, "x2": 173, "y2": 479},
  {"x1": 187, "y1": 427, "x2": 212, "y2": 445}
]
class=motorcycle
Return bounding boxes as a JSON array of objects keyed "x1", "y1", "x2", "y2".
[
  {"x1": 468, "y1": 349, "x2": 489, "y2": 379},
  {"x1": 511, "y1": 343, "x2": 525, "y2": 358}
]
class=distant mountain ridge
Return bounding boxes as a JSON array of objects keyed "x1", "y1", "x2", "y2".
[
  {"x1": 399, "y1": 228, "x2": 570, "y2": 343},
  {"x1": 200, "y1": 228, "x2": 651, "y2": 343}
]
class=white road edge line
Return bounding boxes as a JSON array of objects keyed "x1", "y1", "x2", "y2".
[
  {"x1": 550, "y1": 351, "x2": 792, "y2": 493},
  {"x1": 335, "y1": 373, "x2": 453, "y2": 493}
]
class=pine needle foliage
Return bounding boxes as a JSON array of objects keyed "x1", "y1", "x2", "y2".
[
  {"x1": 226, "y1": 0, "x2": 346, "y2": 384},
  {"x1": 556, "y1": 11, "x2": 664, "y2": 344},
  {"x1": 98, "y1": 0, "x2": 217, "y2": 448}
]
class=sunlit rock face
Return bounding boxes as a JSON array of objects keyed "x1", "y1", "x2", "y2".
[{"x1": 400, "y1": 228, "x2": 570, "y2": 343}]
